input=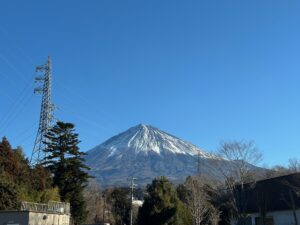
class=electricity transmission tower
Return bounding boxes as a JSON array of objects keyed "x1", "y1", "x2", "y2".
[{"x1": 30, "y1": 56, "x2": 54, "y2": 165}]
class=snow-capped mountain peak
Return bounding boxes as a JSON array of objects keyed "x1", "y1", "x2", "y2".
[
  {"x1": 97, "y1": 124, "x2": 214, "y2": 158},
  {"x1": 85, "y1": 124, "x2": 262, "y2": 187}
]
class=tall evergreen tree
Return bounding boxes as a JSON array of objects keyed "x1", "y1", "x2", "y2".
[
  {"x1": 0, "y1": 137, "x2": 17, "y2": 178},
  {"x1": 44, "y1": 121, "x2": 91, "y2": 224},
  {"x1": 137, "y1": 177, "x2": 192, "y2": 225},
  {"x1": 109, "y1": 188, "x2": 131, "y2": 225}
]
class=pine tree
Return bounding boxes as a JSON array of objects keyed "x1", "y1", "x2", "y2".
[
  {"x1": 43, "y1": 121, "x2": 91, "y2": 224},
  {"x1": 137, "y1": 177, "x2": 192, "y2": 225}
]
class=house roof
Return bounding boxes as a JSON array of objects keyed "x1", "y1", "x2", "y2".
[{"x1": 234, "y1": 172, "x2": 300, "y2": 213}]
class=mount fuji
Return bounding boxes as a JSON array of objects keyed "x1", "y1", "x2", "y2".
[{"x1": 85, "y1": 124, "x2": 232, "y2": 187}]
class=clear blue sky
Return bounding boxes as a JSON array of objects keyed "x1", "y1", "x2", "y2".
[{"x1": 0, "y1": 0, "x2": 299, "y2": 167}]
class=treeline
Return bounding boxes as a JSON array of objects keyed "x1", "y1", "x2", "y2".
[
  {"x1": 83, "y1": 175, "x2": 235, "y2": 225},
  {"x1": 0, "y1": 121, "x2": 91, "y2": 225},
  {"x1": 84, "y1": 175, "x2": 229, "y2": 225},
  {"x1": 83, "y1": 140, "x2": 300, "y2": 225},
  {"x1": 0, "y1": 137, "x2": 60, "y2": 210},
  {"x1": 2, "y1": 126, "x2": 300, "y2": 225}
]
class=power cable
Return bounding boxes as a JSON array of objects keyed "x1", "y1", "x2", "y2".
[
  {"x1": 1, "y1": 89, "x2": 34, "y2": 134},
  {"x1": 0, "y1": 80, "x2": 33, "y2": 133}
]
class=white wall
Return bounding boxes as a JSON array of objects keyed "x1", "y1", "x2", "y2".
[
  {"x1": 249, "y1": 209, "x2": 300, "y2": 225},
  {"x1": 29, "y1": 212, "x2": 70, "y2": 225},
  {"x1": 231, "y1": 210, "x2": 300, "y2": 225}
]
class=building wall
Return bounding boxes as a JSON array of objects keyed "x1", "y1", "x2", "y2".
[
  {"x1": 274, "y1": 209, "x2": 300, "y2": 225},
  {"x1": 250, "y1": 209, "x2": 300, "y2": 225},
  {"x1": 29, "y1": 212, "x2": 70, "y2": 225},
  {"x1": 0, "y1": 211, "x2": 29, "y2": 225},
  {"x1": 0, "y1": 211, "x2": 70, "y2": 225}
]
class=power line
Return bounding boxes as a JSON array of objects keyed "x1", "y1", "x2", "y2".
[
  {"x1": 0, "y1": 71, "x2": 17, "y2": 94},
  {"x1": 0, "y1": 52, "x2": 28, "y2": 82},
  {"x1": 0, "y1": 79, "x2": 33, "y2": 133},
  {"x1": 18, "y1": 130, "x2": 37, "y2": 147},
  {"x1": 55, "y1": 81, "x2": 117, "y2": 129},
  {"x1": 0, "y1": 50, "x2": 36, "y2": 133},
  {"x1": 1, "y1": 94, "x2": 34, "y2": 135},
  {"x1": 14, "y1": 122, "x2": 38, "y2": 144},
  {"x1": 0, "y1": 26, "x2": 36, "y2": 65}
]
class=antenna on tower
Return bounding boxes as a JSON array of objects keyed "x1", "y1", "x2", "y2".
[{"x1": 30, "y1": 56, "x2": 54, "y2": 165}]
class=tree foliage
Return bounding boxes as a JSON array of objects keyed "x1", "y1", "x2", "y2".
[
  {"x1": 0, "y1": 137, "x2": 59, "y2": 210},
  {"x1": 0, "y1": 176, "x2": 20, "y2": 210},
  {"x1": 108, "y1": 187, "x2": 131, "y2": 225},
  {"x1": 43, "y1": 121, "x2": 91, "y2": 225},
  {"x1": 137, "y1": 176, "x2": 192, "y2": 225}
]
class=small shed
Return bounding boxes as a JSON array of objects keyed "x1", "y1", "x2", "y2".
[{"x1": 0, "y1": 201, "x2": 70, "y2": 225}]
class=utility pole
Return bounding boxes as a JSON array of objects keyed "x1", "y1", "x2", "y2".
[
  {"x1": 197, "y1": 151, "x2": 201, "y2": 176},
  {"x1": 130, "y1": 177, "x2": 137, "y2": 225},
  {"x1": 102, "y1": 193, "x2": 106, "y2": 223},
  {"x1": 30, "y1": 56, "x2": 54, "y2": 165}
]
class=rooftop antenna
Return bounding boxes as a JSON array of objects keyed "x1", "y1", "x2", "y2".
[{"x1": 30, "y1": 56, "x2": 54, "y2": 165}]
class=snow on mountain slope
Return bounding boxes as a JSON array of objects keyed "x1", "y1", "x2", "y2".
[
  {"x1": 85, "y1": 124, "x2": 265, "y2": 187},
  {"x1": 85, "y1": 124, "x2": 224, "y2": 187},
  {"x1": 91, "y1": 124, "x2": 215, "y2": 158}
]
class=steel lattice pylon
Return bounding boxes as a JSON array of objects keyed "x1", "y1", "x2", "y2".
[{"x1": 30, "y1": 56, "x2": 54, "y2": 165}]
